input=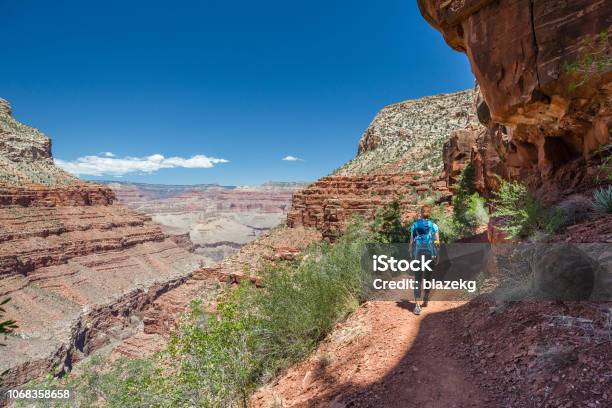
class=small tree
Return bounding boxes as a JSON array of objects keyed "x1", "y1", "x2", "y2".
[
  {"x1": 371, "y1": 199, "x2": 409, "y2": 243},
  {"x1": 492, "y1": 179, "x2": 565, "y2": 239},
  {"x1": 451, "y1": 164, "x2": 489, "y2": 238}
]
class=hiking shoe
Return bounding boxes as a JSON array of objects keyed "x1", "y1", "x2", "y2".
[
  {"x1": 414, "y1": 304, "x2": 421, "y2": 315},
  {"x1": 422, "y1": 300, "x2": 428, "y2": 308}
]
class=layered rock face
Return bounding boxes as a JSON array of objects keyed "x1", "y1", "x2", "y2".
[
  {"x1": 288, "y1": 173, "x2": 450, "y2": 238},
  {"x1": 291, "y1": 91, "x2": 475, "y2": 237},
  {"x1": 419, "y1": 0, "x2": 611, "y2": 199},
  {"x1": 0, "y1": 100, "x2": 200, "y2": 388},
  {"x1": 107, "y1": 181, "x2": 307, "y2": 263},
  {"x1": 334, "y1": 90, "x2": 479, "y2": 175}
]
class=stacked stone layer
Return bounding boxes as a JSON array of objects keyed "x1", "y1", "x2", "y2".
[{"x1": 287, "y1": 173, "x2": 450, "y2": 238}]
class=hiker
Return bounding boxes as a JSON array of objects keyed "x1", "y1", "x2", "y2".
[{"x1": 409, "y1": 204, "x2": 440, "y2": 315}]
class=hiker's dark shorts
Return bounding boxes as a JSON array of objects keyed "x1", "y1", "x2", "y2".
[{"x1": 413, "y1": 250, "x2": 435, "y2": 300}]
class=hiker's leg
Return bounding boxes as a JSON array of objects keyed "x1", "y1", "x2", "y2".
[
  {"x1": 423, "y1": 257, "x2": 433, "y2": 304},
  {"x1": 414, "y1": 268, "x2": 422, "y2": 302}
]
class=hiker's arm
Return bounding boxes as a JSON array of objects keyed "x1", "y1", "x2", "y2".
[{"x1": 408, "y1": 226, "x2": 413, "y2": 254}]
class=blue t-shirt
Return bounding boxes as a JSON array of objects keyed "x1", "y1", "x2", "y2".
[{"x1": 410, "y1": 218, "x2": 439, "y2": 257}]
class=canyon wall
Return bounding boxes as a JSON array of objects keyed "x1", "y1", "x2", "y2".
[
  {"x1": 419, "y1": 0, "x2": 611, "y2": 200},
  {"x1": 288, "y1": 173, "x2": 450, "y2": 238},
  {"x1": 0, "y1": 100, "x2": 201, "y2": 388},
  {"x1": 289, "y1": 90, "x2": 476, "y2": 237}
]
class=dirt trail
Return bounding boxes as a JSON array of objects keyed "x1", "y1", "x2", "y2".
[{"x1": 251, "y1": 301, "x2": 490, "y2": 408}]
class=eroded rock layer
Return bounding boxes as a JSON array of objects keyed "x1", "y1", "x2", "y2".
[
  {"x1": 419, "y1": 0, "x2": 611, "y2": 199},
  {"x1": 0, "y1": 99, "x2": 200, "y2": 388},
  {"x1": 288, "y1": 173, "x2": 450, "y2": 238}
]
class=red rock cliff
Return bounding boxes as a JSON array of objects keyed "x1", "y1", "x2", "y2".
[
  {"x1": 419, "y1": 0, "x2": 611, "y2": 199},
  {"x1": 289, "y1": 91, "x2": 475, "y2": 237},
  {"x1": 288, "y1": 173, "x2": 450, "y2": 238}
]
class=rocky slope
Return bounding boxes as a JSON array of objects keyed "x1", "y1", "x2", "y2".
[
  {"x1": 289, "y1": 91, "x2": 476, "y2": 238},
  {"x1": 419, "y1": 0, "x2": 611, "y2": 200},
  {"x1": 334, "y1": 90, "x2": 479, "y2": 176},
  {"x1": 106, "y1": 181, "x2": 307, "y2": 263},
  {"x1": 0, "y1": 100, "x2": 201, "y2": 388},
  {"x1": 0, "y1": 98, "x2": 76, "y2": 186}
]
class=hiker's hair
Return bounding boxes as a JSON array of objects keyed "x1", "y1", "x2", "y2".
[{"x1": 420, "y1": 205, "x2": 432, "y2": 219}]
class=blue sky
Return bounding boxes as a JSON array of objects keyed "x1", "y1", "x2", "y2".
[{"x1": 1, "y1": 0, "x2": 474, "y2": 185}]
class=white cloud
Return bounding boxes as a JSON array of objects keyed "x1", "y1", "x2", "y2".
[
  {"x1": 55, "y1": 153, "x2": 229, "y2": 177},
  {"x1": 282, "y1": 155, "x2": 303, "y2": 162}
]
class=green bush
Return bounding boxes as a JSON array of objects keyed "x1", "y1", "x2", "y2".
[
  {"x1": 491, "y1": 179, "x2": 565, "y2": 239},
  {"x1": 370, "y1": 199, "x2": 409, "y2": 243},
  {"x1": 16, "y1": 357, "x2": 164, "y2": 408},
  {"x1": 592, "y1": 186, "x2": 612, "y2": 214},
  {"x1": 430, "y1": 205, "x2": 458, "y2": 243},
  {"x1": 447, "y1": 165, "x2": 489, "y2": 240},
  {"x1": 0, "y1": 298, "x2": 18, "y2": 346}
]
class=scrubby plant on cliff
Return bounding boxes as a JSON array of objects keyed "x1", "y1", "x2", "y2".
[
  {"x1": 491, "y1": 179, "x2": 565, "y2": 239},
  {"x1": 563, "y1": 30, "x2": 612, "y2": 91},
  {"x1": 162, "y1": 219, "x2": 373, "y2": 406},
  {"x1": 0, "y1": 297, "x2": 17, "y2": 346},
  {"x1": 430, "y1": 204, "x2": 458, "y2": 243},
  {"x1": 592, "y1": 186, "x2": 612, "y2": 214}
]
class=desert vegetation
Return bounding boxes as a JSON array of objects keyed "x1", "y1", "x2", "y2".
[
  {"x1": 592, "y1": 186, "x2": 612, "y2": 214},
  {"x1": 490, "y1": 179, "x2": 566, "y2": 240}
]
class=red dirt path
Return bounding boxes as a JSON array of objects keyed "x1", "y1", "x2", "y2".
[{"x1": 251, "y1": 301, "x2": 490, "y2": 408}]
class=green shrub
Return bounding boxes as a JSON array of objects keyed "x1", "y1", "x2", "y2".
[
  {"x1": 448, "y1": 165, "x2": 489, "y2": 239},
  {"x1": 430, "y1": 204, "x2": 458, "y2": 243},
  {"x1": 0, "y1": 298, "x2": 18, "y2": 346},
  {"x1": 592, "y1": 186, "x2": 612, "y2": 214},
  {"x1": 491, "y1": 179, "x2": 565, "y2": 239},
  {"x1": 16, "y1": 357, "x2": 164, "y2": 408},
  {"x1": 370, "y1": 199, "x2": 409, "y2": 243}
]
